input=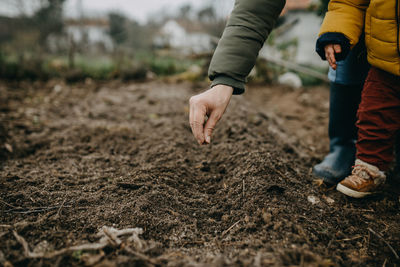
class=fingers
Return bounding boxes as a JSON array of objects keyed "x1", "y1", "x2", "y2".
[
  {"x1": 189, "y1": 96, "x2": 206, "y2": 145},
  {"x1": 324, "y1": 44, "x2": 337, "y2": 70},
  {"x1": 333, "y1": 44, "x2": 342, "y2": 54},
  {"x1": 203, "y1": 112, "x2": 220, "y2": 144},
  {"x1": 189, "y1": 85, "x2": 233, "y2": 146}
]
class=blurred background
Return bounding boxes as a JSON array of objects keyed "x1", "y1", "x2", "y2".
[{"x1": 0, "y1": 0, "x2": 330, "y2": 86}]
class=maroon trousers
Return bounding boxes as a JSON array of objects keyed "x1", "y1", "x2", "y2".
[{"x1": 356, "y1": 67, "x2": 400, "y2": 171}]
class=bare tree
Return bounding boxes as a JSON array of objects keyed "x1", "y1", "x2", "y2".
[
  {"x1": 34, "y1": 0, "x2": 66, "y2": 46},
  {"x1": 0, "y1": 0, "x2": 42, "y2": 17},
  {"x1": 108, "y1": 12, "x2": 128, "y2": 46}
]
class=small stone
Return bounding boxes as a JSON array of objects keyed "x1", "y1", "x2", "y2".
[
  {"x1": 4, "y1": 143, "x2": 12, "y2": 153},
  {"x1": 262, "y1": 211, "x2": 272, "y2": 224},
  {"x1": 307, "y1": 195, "x2": 320, "y2": 205},
  {"x1": 0, "y1": 250, "x2": 5, "y2": 264},
  {"x1": 53, "y1": 84, "x2": 62, "y2": 93},
  {"x1": 33, "y1": 240, "x2": 53, "y2": 254},
  {"x1": 278, "y1": 72, "x2": 302, "y2": 88},
  {"x1": 323, "y1": 195, "x2": 335, "y2": 204}
]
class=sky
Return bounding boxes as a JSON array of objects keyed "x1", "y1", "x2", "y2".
[
  {"x1": 66, "y1": 0, "x2": 202, "y2": 22},
  {"x1": 64, "y1": 0, "x2": 234, "y2": 22},
  {"x1": 0, "y1": 0, "x2": 234, "y2": 23}
]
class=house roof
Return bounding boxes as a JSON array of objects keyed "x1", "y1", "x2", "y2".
[
  {"x1": 281, "y1": 0, "x2": 312, "y2": 15},
  {"x1": 65, "y1": 18, "x2": 109, "y2": 27},
  {"x1": 172, "y1": 19, "x2": 206, "y2": 33}
]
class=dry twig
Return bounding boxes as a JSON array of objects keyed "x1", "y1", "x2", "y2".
[
  {"x1": 337, "y1": 235, "x2": 363, "y2": 242},
  {"x1": 55, "y1": 198, "x2": 67, "y2": 218},
  {"x1": 102, "y1": 227, "x2": 122, "y2": 246},
  {"x1": 12, "y1": 226, "x2": 157, "y2": 264},
  {"x1": 5, "y1": 205, "x2": 72, "y2": 214},
  {"x1": 0, "y1": 199, "x2": 19, "y2": 209},
  {"x1": 222, "y1": 220, "x2": 241, "y2": 237},
  {"x1": 13, "y1": 230, "x2": 106, "y2": 258},
  {"x1": 242, "y1": 179, "x2": 245, "y2": 198},
  {"x1": 13, "y1": 211, "x2": 54, "y2": 231},
  {"x1": 368, "y1": 228, "x2": 399, "y2": 260}
]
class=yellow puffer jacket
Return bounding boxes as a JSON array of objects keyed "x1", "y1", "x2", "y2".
[{"x1": 319, "y1": 0, "x2": 400, "y2": 76}]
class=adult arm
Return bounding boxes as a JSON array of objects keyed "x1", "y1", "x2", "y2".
[
  {"x1": 190, "y1": 0, "x2": 285, "y2": 145},
  {"x1": 208, "y1": 0, "x2": 286, "y2": 95}
]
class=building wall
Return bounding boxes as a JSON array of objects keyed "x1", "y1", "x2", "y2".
[
  {"x1": 66, "y1": 25, "x2": 114, "y2": 52},
  {"x1": 262, "y1": 11, "x2": 328, "y2": 69},
  {"x1": 154, "y1": 20, "x2": 213, "y2": 55}
]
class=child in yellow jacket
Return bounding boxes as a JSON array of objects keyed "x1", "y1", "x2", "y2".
[{"x1": 316, "y1": 0, "x2": 400, "y2": 198}]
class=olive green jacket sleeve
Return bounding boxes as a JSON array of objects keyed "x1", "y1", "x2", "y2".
[{"x1": 208, "y1": 0, "x2": 286, "y2": 94}]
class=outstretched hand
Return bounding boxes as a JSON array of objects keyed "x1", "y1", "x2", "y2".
[
  {"x1": 189, "y1": 85, "x2": 233, "y2": 145},
  {"x1": 325, "y1": 44, "x2": 342, "y2": 70}
]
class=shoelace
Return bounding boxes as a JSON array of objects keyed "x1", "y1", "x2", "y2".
[{"x1": 348, "y1": 164, "x2": 380, "y2": 186}]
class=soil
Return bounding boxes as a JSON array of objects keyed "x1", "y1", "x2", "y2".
[{"x1": 0, "y1": 79, "x2": 399, "y2": 267}]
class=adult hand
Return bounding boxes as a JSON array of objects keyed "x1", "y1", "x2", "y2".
[
  {"x1": 189, "y1": 84, "x2": 233, "y2": 145},
  {"x1": 324, "y1": 44, "x2": 342, "y2": 70}
]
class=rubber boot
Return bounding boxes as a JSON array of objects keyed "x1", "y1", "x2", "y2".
[{"x1": 313, "y1": 82, "x2": 362, "y2": 184}]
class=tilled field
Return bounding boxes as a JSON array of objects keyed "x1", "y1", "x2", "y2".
[{"x1": 0, "y1": 80, "x2": 399, "y2": 266}]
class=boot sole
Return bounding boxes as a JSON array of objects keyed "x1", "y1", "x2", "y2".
[
  {"x1": 312, "y1": 169, "x2": 345, "y2": 185},
  {"x1": 336, "y1": 183, "x2": 373, "y2": 198}
]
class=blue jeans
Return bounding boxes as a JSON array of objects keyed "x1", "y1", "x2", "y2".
[{"x1": 328, "y1": 41, "x2": 370, "y2": 85}]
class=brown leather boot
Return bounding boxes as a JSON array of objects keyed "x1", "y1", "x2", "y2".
[{"x1": 336, "y1": 159, "x2": 386, "y2": 198}]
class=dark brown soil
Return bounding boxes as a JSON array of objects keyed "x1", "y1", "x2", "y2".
[{"x1": 0, "y1": 80, "x2": 399, "y2": 267}]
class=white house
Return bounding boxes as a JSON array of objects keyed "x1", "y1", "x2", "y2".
[
  {"x1": 154, "y1": 20, "x2": 213, "y2": 55},
  {"x1": 47, "y1": 18, "x2": 114, "y2": 53},
  {"x1": 65, "y1": 18, "x2": 114, "y2": 52}
]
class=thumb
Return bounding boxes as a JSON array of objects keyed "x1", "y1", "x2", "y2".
[{"x1": 203, "y1": 112, "x2": 220, "y2": 144}]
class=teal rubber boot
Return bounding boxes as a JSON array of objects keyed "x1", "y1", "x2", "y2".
[{"x1": 313, "y1": 82, "x2": 362, "y2": 184}]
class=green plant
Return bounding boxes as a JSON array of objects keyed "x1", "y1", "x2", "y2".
[{"x1": 72, "y1": 250, "x2": 83, "y2": 261}]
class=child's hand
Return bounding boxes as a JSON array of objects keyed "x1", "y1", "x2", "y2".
[{"x1": 324, "y1": 44, "x2": 342, "y2": 70}]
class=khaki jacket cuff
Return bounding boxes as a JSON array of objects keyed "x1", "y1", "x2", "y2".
[{"x1": 211, "y1": 75, "x2": 245, "y2": 95}]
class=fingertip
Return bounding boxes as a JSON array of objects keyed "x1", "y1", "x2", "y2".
[
  {"x1": 199, "y1": 133, "x2": 206, "y2": 145},
  {"x1": 330, "y1": 54, "x2": 336, "y2": 64},
  {"x1": 334, "y1": 44, "x2": 342, "y2": 53}
]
